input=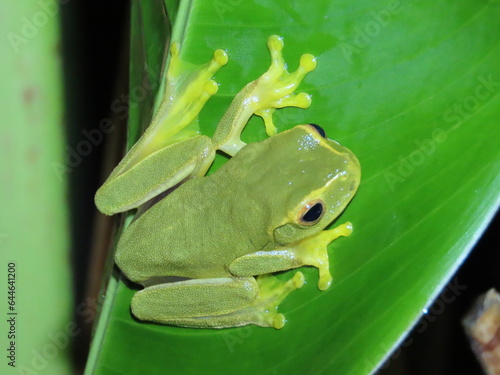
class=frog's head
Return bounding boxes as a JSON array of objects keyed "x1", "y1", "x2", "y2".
[{"x1": 249, "y1": 124, "x2": 361, "y2": 247}]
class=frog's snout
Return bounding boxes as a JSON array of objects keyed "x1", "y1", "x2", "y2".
[
  {"x1": 343, "y1": 150, "x2": 361, "y2": 189},
  {"x1": 326, "y1": 145, "x2": 361, "y2": 199}
]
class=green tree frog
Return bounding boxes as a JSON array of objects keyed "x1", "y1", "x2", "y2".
[{"x1": 95, "y1": 35, "x2": 361, "y2": 329}]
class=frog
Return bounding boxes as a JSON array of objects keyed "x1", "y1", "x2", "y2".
[{"x1": 95, "y1": 35, "x2": 361, "y2": 329}]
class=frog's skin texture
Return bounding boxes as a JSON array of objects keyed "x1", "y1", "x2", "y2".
[{"x1": 95, "y1": 36, "x2": 361, "y2": 329}]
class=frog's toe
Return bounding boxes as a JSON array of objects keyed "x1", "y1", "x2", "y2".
[
  {"x1": 276, "y1": 92, "x2": 312, "y2": 109},
  {"x1": 255, "y1": 311, "x2": 286, "y2": 329},
  {"x1": 282, "y1": 56, "x2": 316, "y2": 92},
  {"x1": 318, "y1": 272, "x2": 333, "y2": 291},
  {"x1": 266, "y1": 35, "x2": 285, "y2": 77},
  {"x1": 300, "y1": 53, "x2": 317, "y2": 73},
  {"x1": 204, "y1": 80, "x2": 219, "y2": 96},
  {"x1": 268, "y1": 34, "x2": 285, "y2": 53},
  {"x1": 211, "y1": 49, "x2": 229, "y2": 70},
  {"x1": 273, "y1": 313, "x2": 286, "y2": 329},
  {"x1": 293, "y1": 271, "x2": 305, "y2": 289},
  {"x1": 254, "y1": 93, "x2": 311, "y2": 136},
  {"x1": 343, "y1": 222, "x2": 354, "y2": 236},
  {"x1": 254, "y1": 108, "x2": 277, "y2": 136}
]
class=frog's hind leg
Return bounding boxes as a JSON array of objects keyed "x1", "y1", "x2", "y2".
[
  {"x1": 95, "y1": 135, "x2": 215, "y2": 215},
  {"x1": 141, "y1": 45, "x2": 228, "y2": 157},
  {"x1": 213, "y1": 35, "x2": 317, "y2": 156},
  {"x1": 130, "y1": 272, "x2": 304, "y2": 329},
  {"x1": 253, "y1": 36, "x2": 317, "y2": 137},
  {"x1": 96, "y1": 44, "x2": 227, "y2": 216}
]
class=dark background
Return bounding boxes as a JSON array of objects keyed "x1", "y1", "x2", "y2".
[
  {"x1": 61, "y1": 0, "x2": 128, "y2": 304},
  {"x1": 60, "y1": 1, "x2": 499, "y2": 374},
  {"x1": 378, "y1": 211, "x2": 499, "y2": 375}
]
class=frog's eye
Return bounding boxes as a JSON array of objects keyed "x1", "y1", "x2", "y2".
[
  {"x1": 307, "y1": 123, "x2": 326, "y2": 138},
  {"x1": 298, "y1": 199, "x2": 325, "y2": 226}
]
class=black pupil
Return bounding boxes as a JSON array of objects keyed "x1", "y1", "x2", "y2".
[
  {"x1": 302, "y1": 203, "x2": 323, "y2": 222},
  {"x1": 309, "y1": 123, "x2": 326, "y2": 138}
]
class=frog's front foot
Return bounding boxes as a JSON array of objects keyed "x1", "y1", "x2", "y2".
[
  {"x1": 299, "y1": 222, "x2": 353, "y2": 290},
  {"x1": 229, "y1": 222, "x2": 353, "y2": 291},
  {"x1": 252, "y1": 35, "x2": 317, "y2": 136}
]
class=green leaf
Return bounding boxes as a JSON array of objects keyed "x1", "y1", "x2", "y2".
[
  {"x1": 0, "y1": 1, "x2": 73, "y2": 374},
  {"x1": 85, "y1": 0, "x2": 500, "y2": 374}
]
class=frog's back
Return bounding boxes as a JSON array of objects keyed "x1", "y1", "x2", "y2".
[{"x1": 115, "y1": 173, "x2": 270, "y2": 283}]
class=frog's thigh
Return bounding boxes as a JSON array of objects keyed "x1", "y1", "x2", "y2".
[
  {"x1": 131, "y1": 274, "x2": 304, "y2": 329},
  {"x1": 131, "y1": 277, "x2": 258, "y2": 324},
  {"x1": 95, "y1": 135, "x2": 214, "y2": 215}
]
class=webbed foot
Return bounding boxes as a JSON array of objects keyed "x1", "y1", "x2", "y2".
[
  {"x1": 149, "y1": 43, "x2": 228, "y2": 148},
  {"x1": 297, "y1": 222, "x2": 353, "y2": 290},
  {"x1": 252, "y1": 271, "x2": 305, "y2": 329},
  {"x1": 252, "y1": 35, "x2": 317, "y2": 136}
]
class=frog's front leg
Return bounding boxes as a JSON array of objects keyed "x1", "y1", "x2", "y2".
[
  {"x1": 130, "y1": 273, "x2": 304, "y2": 329},
  {"x1": 213, "y1": 35, "x2": 317, "y2": 156},
  {"x1": 229, "y1": 223, "x2": 353, "y2": 291}
]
